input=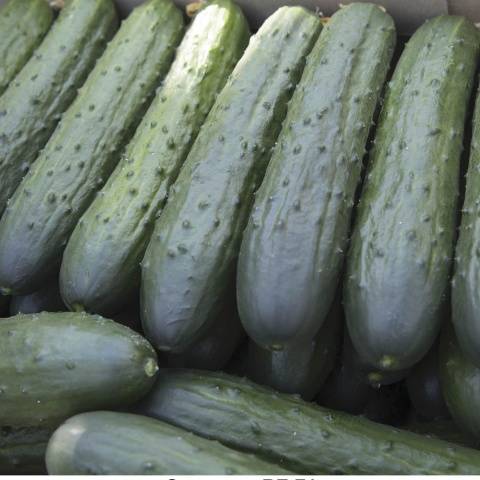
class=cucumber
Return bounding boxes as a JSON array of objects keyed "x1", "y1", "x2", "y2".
[
  {"x1": 46, "y1": 411, "x2": 292, "y2": 475},
  {"x1": 141, "y1": 6, "x2": 322, "y2": 353},
  {"x1": 0, "y1": 0, "x2": 118, "y2": 216},
  {"x1": 453, "y1": 81, "x2": 480, "y2": 368},
  {"x1": 59, "y1": 0, "x2": 249, "y2": 316},
  {"x1": 406, "y1": 341, "x2": 450, "y2": 420},
  {"x1": 0, "y1": 312, "x2": 158, "y2": 428},
  {"x1": 0, "y1": 0, "x2": 184, "y2": 296},
  {"x1": 0, "y1": 294, "x2": 9, "y2": 317},
  {"x1": 0, "y1": 426, "x2": 51, "y2": 474},
  {"x1": 237, "y1": 3, "x2": 396, "y2": 350},
  {"x1": 439, "y1": 323, "x2": 480, "y2": 440},
  {"x1": 138, "y1": 369, "x2": 480, "y2": 474},
  {"x1": 344, "y1": 16, "x2": 480, "y2": 372},
  {"x1": 0, "y1": 0, "x2": 53, "y2": 95},
  {"x1": 245, "y1": 296, "x2": 342, "y2": 400},
  {"x1": 9, "y1": 277, "x2": 65, "y2": 315}
]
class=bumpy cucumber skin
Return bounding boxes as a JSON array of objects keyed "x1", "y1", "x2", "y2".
[
  {"x1": 453, "y1": 86, "x2": 480, "y2": 368},
  {"x1": 237, "y1": 3, "x2": 396, "y2": 350},
  {"x1": 0, "y1": 0, "x2": 118, "y2": 216},
  {"x1": 0, "y1": 0, "x2": 184, "y2": 296},
  {"x1": 46, "y1": 411, "x2": 291, "y2": 475},
  {"x1": 138, "y1": 369, "x2": 480, "y2": 474},
  {"x1": 0, "y1": 426, "x2": 51, "y2": 474},
  {"x1": 60, "y1": 0, "x2": 249, "y2": 316},
  {"x1": 246, "y1": 297, "x2": 342, "y2": 400},
  {"x1": 440, "y1": 324, "x2": 480, "y2": 440},
  {"x1": 10, "y1": 277, "x2": 65, "y2": 314},
  {"x1": 0, "y1": 0, "x2": 53, "y2": 95},
  {"x1": 344, "y1": 16, "x2": 480, "y2": 372},
  {"x1": 0, "y1": 312, "x2": 158, "y2": 428},
  {"x1": 141, "y1": 6, "x2": 322, "y2": 353}
]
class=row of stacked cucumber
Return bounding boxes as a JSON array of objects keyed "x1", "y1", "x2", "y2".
[{"x1": 3, "y1": 0, "x2": 480, "y2": 474}]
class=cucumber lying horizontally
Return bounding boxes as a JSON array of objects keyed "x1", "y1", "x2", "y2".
[
  {"x1": 141, "y1": 6, "x2": 322, "y2": 352},
  {"x1": 0, "y1": 0, "x2": 53, "y2": 95},
  {"x1": 60, "y1": 0, "x2": 249, "y2": 315},
  {"x1": 0, "y1": 0, "x2": 184, "y2": 296},
  {"x1": 10, "y1": 277, "x2": 65, "y2": 315},
  {"x1": 138, "y1": 369, "x2": 480, "y2": 474},
  {"x1": 0, "y1": 312, "x2": 158, "y2": 428},
  {"x1": 46, "y1": 412, "x2": 291, "y2": 475},
  {"x1": 0, "y1": 0, "x2": 118, "y2": 216},
  {"x1": 344, "y1": 15, "x2": 479, "y2": 372},
  {"x1": 237, "y1": 3, "x2": 396, "y2": 350}
]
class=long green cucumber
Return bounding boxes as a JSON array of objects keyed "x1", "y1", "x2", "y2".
[
  {"x1": 245, "y1": 296, "x2": 342, "y2": 400},
  {"x1": 141, "y1": 6, "x2": 322, "y2": 353},
  {"x1": 344, "y1": 16, "x2": 479, "y2": 372},
  {"x1": 0, "y1": 0, "x2": 118, "y2": 216},
  {"x1": 0, "y1": 312, "x2": 158, "y2": 428},
  {"x1": 0, "y1": 426, "x2": 51, "y2": 474},
  {"x1": 60, "y1": 0, "x2": 249, "y2": 316},
  {"x1": 46, "y1": 411, "x2": 291, "y2": 475},
  {"x1": 237, "y1": 3, "x2": 396, "y2": 350},
  {"x1": 0, "y1": 0, "x2": 53, "y2": 95},
  {"x1": 138, "y1": 369, "x2": 480, "y2": 474},
  {"x1": 10, "y1": 277, "x2": 65, "y2": 314},
  {"x1": 0, "y1": 0, "x2": 184, "y2": 296},
  {"x1": 439, "y1": 323, "x2": 480, "y2": 440}
]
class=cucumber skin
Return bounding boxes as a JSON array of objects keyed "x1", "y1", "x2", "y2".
[
  {"x1": 138, "y1": 369, "x2": 480, "y2": 474},
  {"x1": 46, "y1": 411, "x2": 291, "y2": 475},
  {"x1": 0, "y1": 312, "x2": 158, "y2": 428},
  {"x1": 10, "y1": 278, "x2": 65, "y2": 315},
  {"x1": 439, "y1": 324, "x2": 480, "y2": 440},
  {"x1": 141, "y1": 6, "x2": 322, "y2": 353},
  {"x1": 0, "y1": 0, "x2": 118, "y2": 216},
  {"x1": 344, "y1": 16, "x2": 480, "y2": 371},
  {"x1": 60, "y1": 0, "x2": 249, "y2": 316},
  {"x1": 0, "y1": 0, "x2": 53, "y2": 95},
  {"x1": 237, "y1": 3, "x2": 396, "y2": 349},
  {"x1": 0, "y1": 426, "x2": 51, "y2": 474},
  {"x1": 0, "y1": 0, "x2": 184, "y2": 296}
]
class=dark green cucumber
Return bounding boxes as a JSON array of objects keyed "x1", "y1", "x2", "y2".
[
  {"x1": 406, "y1": 341, "x2": 450, "y2": 420},
  {"x1": 60, "y1": 0, "x2": 249, "y2": 316},
  {"x1": 0, "y1": 0, "x2": 53, "y2": 95},
  {"x1": 439, "y1": 323, "x2": 480, "y2": 439},
  {"x1": 344, "y1": 16, "x2": 480, "y2": 372},
  {"x1": 453, "y1": 83, "x2": 480, "y2": 368},
  {"x1": 10, "y1": 277, "x2": 65, "y2": 315},
  {"x1": 141, "y1": 6, "x2": 322, "y2": 353},
  {"x1": 245, "y1": 296, "x2": 342, "y2": 400},
  {"x1": 0, "y1": 0, "x2": 118, "y2": 216},
  {"x1": 0, "y1": 0, "x2": 184, "y2": 296},
  {"x1": 46, "y1": 411, "x2": 291, "y2": 475},
  {"x1": 138, "y1": 369, "x2": 480, "y2": 474},
  {"x1": 0, "y1": 426, "x2": 51, "y2": 474},
  {"x1": 0, "y1": 312, "x2": 158, "y2": 428},
  {"x1": 237, "y1": 3, "x2": 396, "y2": 350}
]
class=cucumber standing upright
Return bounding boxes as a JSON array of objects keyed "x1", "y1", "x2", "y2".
[
  {"x1": 0, "y1": 0, "x2": 53, "y2": 95},
  {"x1": 0, "y1": 0, "x2": 184, "y2": 296},
  {"x1": 141, "y1": 7, "x2": 322, "y2": 352},
  {"x1": 237, "y1": 3, "x2": 396, "y2": 350},
  {"x1": 0, "y1": 0, "x2": 118, "y2": 216},
  {"x1": 344, "y1": 16, "x2": 479, "y2": 372},
  {"x1": 60, "y1": 0, "x2": 250, "y2": 316}
]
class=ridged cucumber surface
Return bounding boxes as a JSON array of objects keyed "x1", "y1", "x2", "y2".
[
  {"x1": 141, "y1": 6, "x2": 322, "y2": 352},
  {"x1": 0, "y1": 0, "x2": 53, "y2": 95},
  {"x1": 0, "y1": 0, "x2": 184, "y2": 296},
  {"x1": 344, "y1": 16, "x2": 480, "y2": 371},
  {"x1": 138, "y1": 369, "x2": 480, "y2": 474},
  {"x1": 46, "y1": 411, "x2": 292, "y2": 475},
  {"x1": 237, "y1": 3, "x2": 396, "y2": 349},
  {"x1": 60, "y1": 0, "x2": 249, "y2": 315},
  {"x1": 0, "y1": 312, "x2": 158, "y2": 428},
  {"x1": 0, "y1": 0, "x2": 118, "y2": 216},
  {"x1": 10, "y1": 277, "x2": 65, "y2": 314}
]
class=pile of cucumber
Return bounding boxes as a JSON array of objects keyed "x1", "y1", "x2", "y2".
[{"x1": 3, "y1": 0, "x2": 480, "y2": 474}]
